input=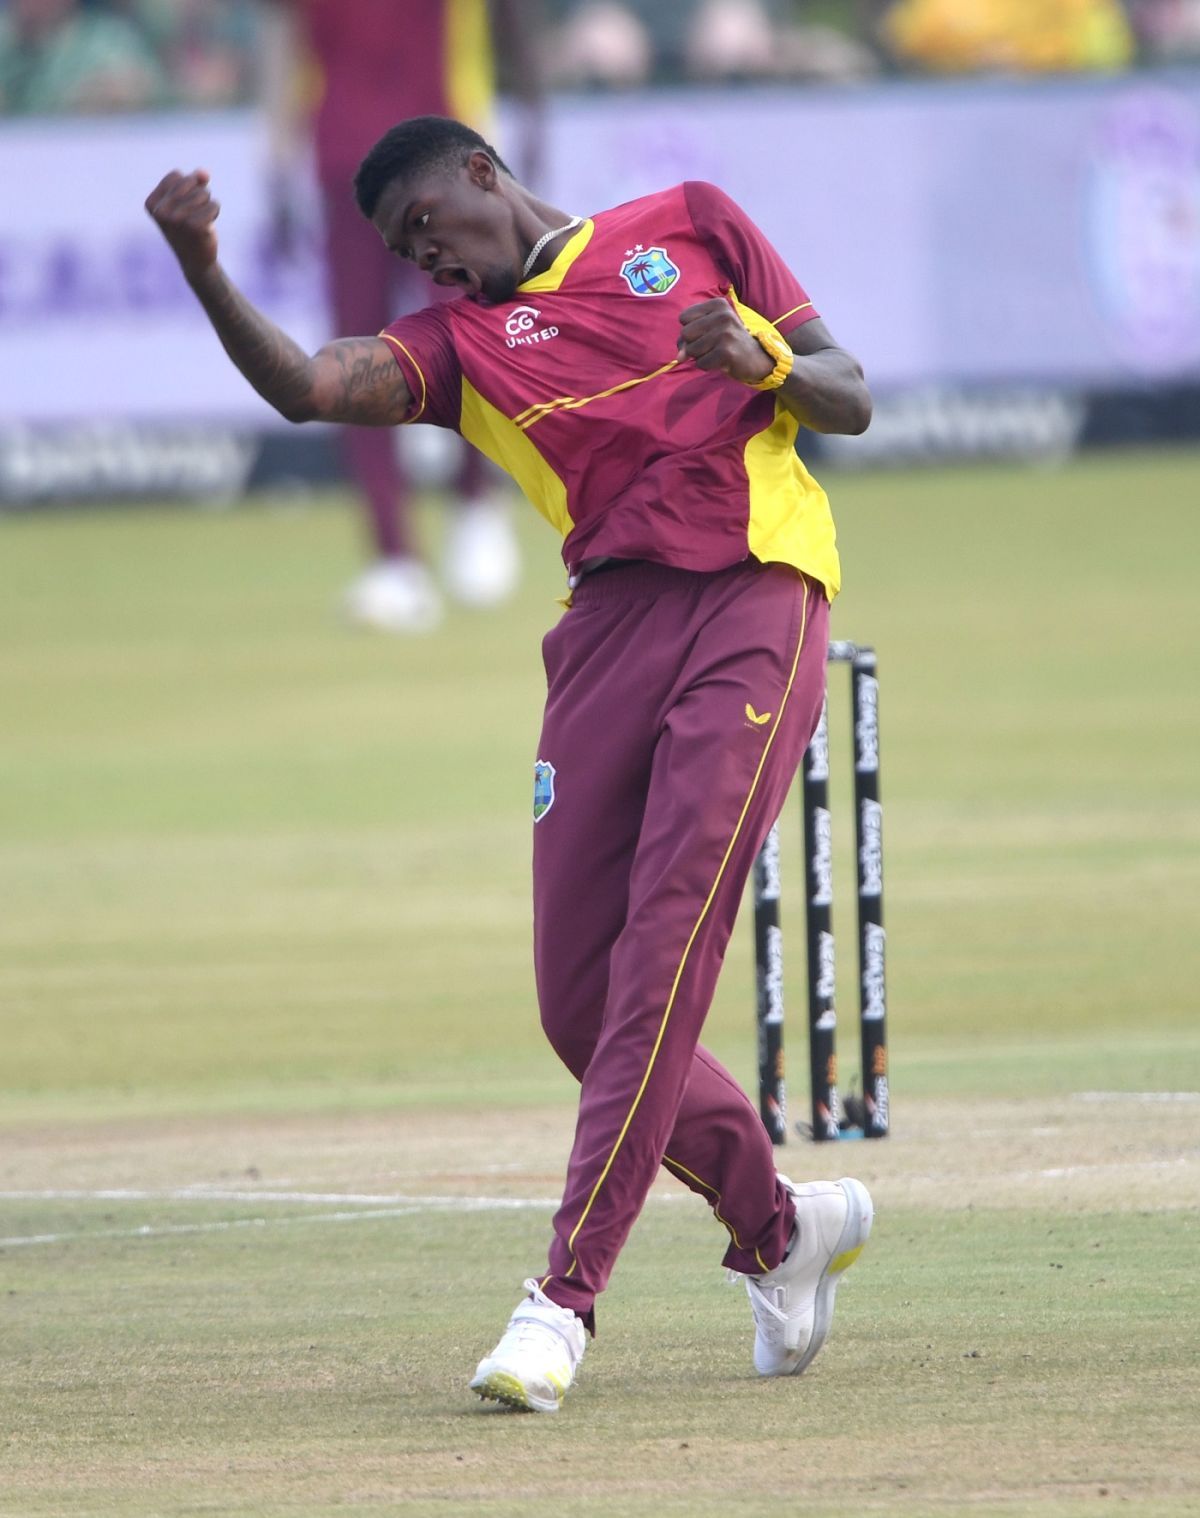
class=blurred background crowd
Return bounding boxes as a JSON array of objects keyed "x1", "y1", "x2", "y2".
[
  {"x1": 4, "y1": 0, "x2": 1199, "y2": 630},
  {"x1": 4, "y1": 0, "x2": 1200, "y2": 118}
]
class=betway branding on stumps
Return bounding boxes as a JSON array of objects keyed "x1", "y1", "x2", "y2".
[{"x1": 752, "y1": 643, "x2": 890, "y2": 1144}]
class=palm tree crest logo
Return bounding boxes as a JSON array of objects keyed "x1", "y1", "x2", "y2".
[{"x1": 619, "y1": 245, "x2": 680, "y2": 297}]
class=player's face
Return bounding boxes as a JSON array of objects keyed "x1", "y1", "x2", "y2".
[{"x1": 373, "y1": 158, "x2": 521, "y2": 305}]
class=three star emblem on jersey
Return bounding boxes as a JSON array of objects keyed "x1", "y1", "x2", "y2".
[
  {"x1": 619, "y1": 245, "x2": 680, "y2": 297},
  {"x1": 533, "y1": 760, "x2": 557, "y2": 822}
]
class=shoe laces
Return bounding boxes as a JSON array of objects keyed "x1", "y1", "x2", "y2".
[
  {"x1": 506, "y1": 1279, "x2": 581, "y2": 1357},
  {"x1": 523, "y1": 1278, "x2": 558, "y2": 1307},
  {"x1": 743, "y1": 1274, "x2": 791, "y2": 1326},
  {"x1": 728, "y1": 1265, "x2": 791, "y2": 1333}
]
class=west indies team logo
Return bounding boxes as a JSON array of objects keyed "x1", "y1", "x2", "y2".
[
  {"x1": 619, "y1": 244, "x2": 680, "y2": 297},
  {"x1": 533, "y1": 759, "x2": 557, "y2": 822}
]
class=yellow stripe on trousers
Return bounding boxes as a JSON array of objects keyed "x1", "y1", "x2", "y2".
[
  {"x1": 661, "y1": 1153, "x2": 773, "y2": 1273},
  {"x1": 549, "y1": 576, "x2": 813, "y2": 1285}
]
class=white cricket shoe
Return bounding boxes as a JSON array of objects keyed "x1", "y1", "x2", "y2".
[
  {"x1": 470, "y1": 1279, "x2": 586, "y2": 1413},
  {"x1": 342, "y1": 557, "x2": 443, "y2": 634},
  {"x1": 444, "y1": 496, "x2": 520, "y2": 607},
  {"x1": 744, "y1": 1176, "x2": 873, "y2": 1377}
]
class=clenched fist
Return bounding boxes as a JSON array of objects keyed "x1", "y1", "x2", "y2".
[
  {"x1": 677, "y1": 297, "x2": 774, "y2": 386},
  {"x1": 145, "y1": 169, "x2": 221, "y2": 284}
]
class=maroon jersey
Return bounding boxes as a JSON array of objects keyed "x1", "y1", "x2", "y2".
[{"x1": 381, "y1": 182, "x2": 841, "y2": 594}]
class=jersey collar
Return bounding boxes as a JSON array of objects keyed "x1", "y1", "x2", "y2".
[{"x1": 518, "y1": 219, "x2": 595, "y2": 294}]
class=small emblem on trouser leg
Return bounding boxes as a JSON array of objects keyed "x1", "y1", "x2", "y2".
[{"x1": 533, "y1": 760, "x2": 557, "y2": 822}]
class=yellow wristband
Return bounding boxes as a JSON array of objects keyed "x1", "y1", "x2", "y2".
[{"x1": 748, "y1": 326, "x2": 794, "y2": 391}]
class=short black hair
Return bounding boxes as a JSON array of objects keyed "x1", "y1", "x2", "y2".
[{"x1": 354, "y1": 115, "x2": 511, "y2": 219}]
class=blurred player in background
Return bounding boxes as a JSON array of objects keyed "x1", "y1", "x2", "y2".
[
  {"x1": 260, "y1": 1, "x2": 545, "y2": 631},
  {"x1": 146, "y1": 115, "x2": 875, "y2": 1414},
  {"x1": 0, "y1": 0, "x2": 167, "y2": 113}
]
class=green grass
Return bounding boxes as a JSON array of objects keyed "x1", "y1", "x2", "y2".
[
  {"x1": 3, "y1": 1197, "x2": 1198, "y2": 1515},
  {"x1": 2, "y1": 452, "x2": 1198, "y2": 1119},
  {"x1": 2, "y1": 448, "x2": 1199, "y2": 1513}
]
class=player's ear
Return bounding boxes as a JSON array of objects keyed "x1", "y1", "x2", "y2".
[{"x1": 466, "y1": 150, "x2": 499, "y2": 191}]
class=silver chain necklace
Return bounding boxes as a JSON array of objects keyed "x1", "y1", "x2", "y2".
[{"x1": 521, "y1": 216, "x2": 583, "y2": 279}]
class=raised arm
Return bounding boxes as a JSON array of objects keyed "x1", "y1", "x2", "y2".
[
  {"x1": 677, "y1": 302, "x2": 872, "y2": 436},
  {"x1": 145, "y1": 170, "x2": 411, "y2": 426}
]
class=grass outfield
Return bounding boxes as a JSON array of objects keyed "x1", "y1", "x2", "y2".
[{"x1": 1, "y1": 447, "x2": 1199, "y2": 1514}]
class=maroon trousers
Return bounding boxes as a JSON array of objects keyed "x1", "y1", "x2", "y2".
[{"x1": 531, "y1": 558, "x2": 830, "y2": 1329}]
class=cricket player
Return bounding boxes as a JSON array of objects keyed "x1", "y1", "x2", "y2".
[
  {"x1": 261, "y1": 0, "x2": 544, "y2": 629},
  {"x1": 146, "y1": 115, "x2": 875, "y2": 1414}
]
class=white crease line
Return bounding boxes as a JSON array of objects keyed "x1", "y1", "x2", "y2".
[
  {"x1": 0, "y1": 1197, "x2": 559, "y2": 1250},
  {"x1": 0, "y1": 1188, "x2": 558, "y2": 1207},
  {"x1": 0, "y1": 1186, "x2": 684, "y2": 1251},
  {"x1": 1, "y1": 1208, "x2": 425, "y2": 1248},
  {"x1": 1073, "y1": 1092, "x2": 1200, "y2": 1104}
]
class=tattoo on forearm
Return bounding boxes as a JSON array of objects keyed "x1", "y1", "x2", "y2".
[
  {"x1": 194, "y1": 268, "x2": 317, "y2": 419},
  {"x1": 192, "y1": 270, "x2": 408, "y2": 424}
]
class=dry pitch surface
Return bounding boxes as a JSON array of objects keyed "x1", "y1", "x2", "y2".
[{"x1": 3, "y1": 1095, "x2": 1198, "y2": 1517}]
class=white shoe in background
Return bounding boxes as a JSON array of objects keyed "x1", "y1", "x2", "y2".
[
  {"x1": 341, "y1": 557, "x2": 443, "y2": 634},
  {"x1": 444, "y1": 496, "x2": 520, "y2": 607},
  {"x1": 744, "y1": 1176, "x2": 873, "y2": 1377},
  {"x1": 470, "y1": 1279, "x2": 586, "y2": 1412}
]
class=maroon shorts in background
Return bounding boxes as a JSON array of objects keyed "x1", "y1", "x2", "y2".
[{"x1": 530, "y1": 557, "x2": 830, "y2": 1330}]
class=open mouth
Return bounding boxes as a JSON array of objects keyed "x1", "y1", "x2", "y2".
[{"x1": 434, "y1": 265, "x2": 481, "y2": 296}]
